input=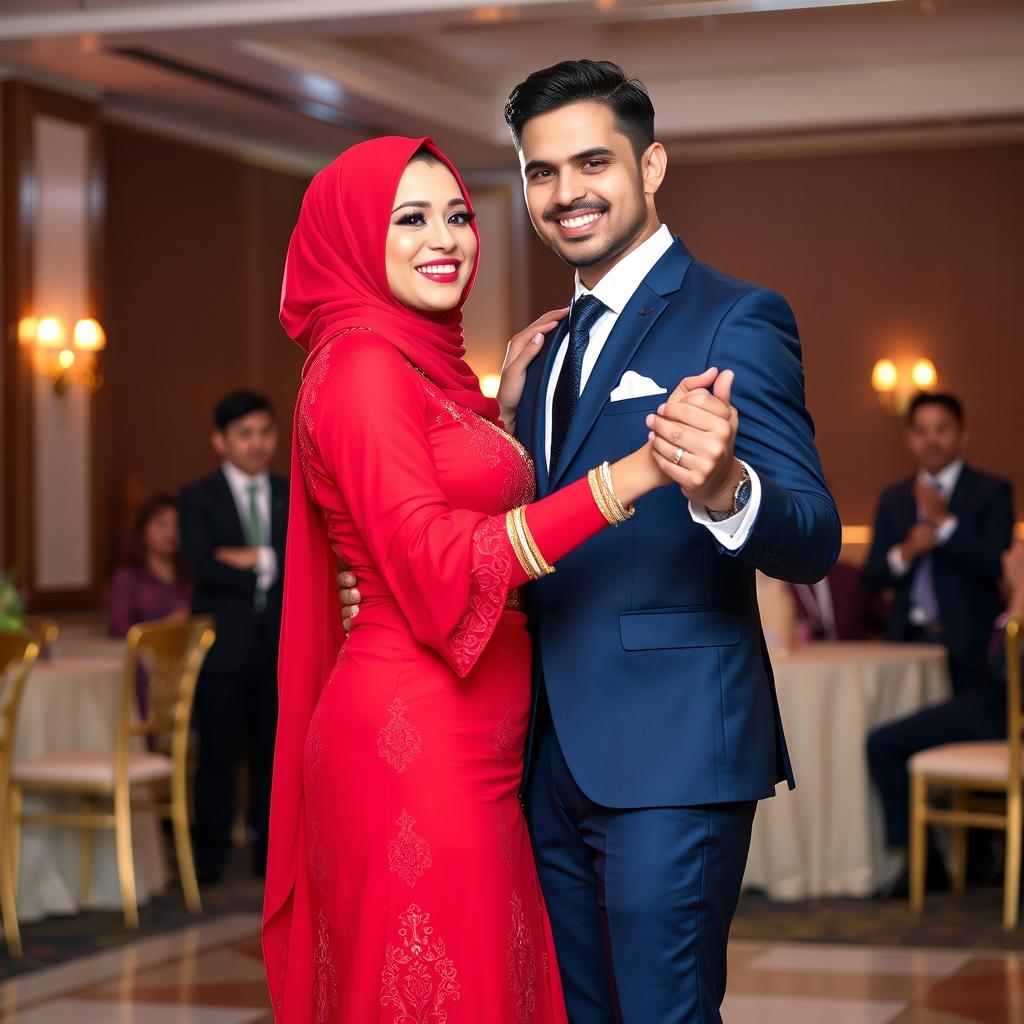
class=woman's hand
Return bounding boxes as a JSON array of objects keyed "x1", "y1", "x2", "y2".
[{"x1": 497, "y1": 307, "x2": 568, "y2": 431}]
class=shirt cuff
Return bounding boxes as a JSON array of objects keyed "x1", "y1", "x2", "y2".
[
  {"x1": 689, "y1": 462, "x2": 761, "y2": 551},
  {"x1": 255, "y1": 545, "x2": 278, "y2": 591},
  {"x1": 887, "y1": 544, "x2": 912, "y2": 578},
  {"x1": 933, "y1": 515, "x2": 959, "y2": 546}
]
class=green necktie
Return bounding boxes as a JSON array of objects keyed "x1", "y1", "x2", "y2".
[{"x1": 246, "y1": 482, "x2": 267, "y2": 611}]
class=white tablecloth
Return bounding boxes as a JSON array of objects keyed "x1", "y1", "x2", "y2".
[
  {"x1": 13, "y1": 642, "x2": 169, "y2": 922},
  {"x1": 743, "y1": 642, "x2": 951, "y2": 900}
]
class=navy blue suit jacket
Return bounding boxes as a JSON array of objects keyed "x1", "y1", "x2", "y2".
[
  {"x1": 861, "y1": 465, "x2": 1014, "y2": 689},
  {"x1": 516, "y1": 239, "x2": 841, "y2": 808}
]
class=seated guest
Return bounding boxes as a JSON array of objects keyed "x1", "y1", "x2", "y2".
[
  {"x1": 108, "y1": 494, "x2": 192, "y2": 638},
  {"x1": 867, "y1": 541, "x2": 1024, "y2": 897},
  {"x1": 789, "y1": 561, "x2": 888, "y2": 642},
  {"x1": 862, "y1": 392, "x2": 1014, "y2": 693}
]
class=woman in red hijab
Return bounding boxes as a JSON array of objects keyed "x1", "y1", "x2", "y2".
[{"x1": 265, "y1": 136, "x2": 669, "y2": 1022}]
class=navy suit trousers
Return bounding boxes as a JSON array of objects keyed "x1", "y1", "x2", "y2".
[{"x1": 526, "y1": 699, "x2": 755, "y2": 1023}]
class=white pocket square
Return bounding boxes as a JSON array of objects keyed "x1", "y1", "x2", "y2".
[{"x1": 609, "y1": 370, "x2": 668, "y2": 402}]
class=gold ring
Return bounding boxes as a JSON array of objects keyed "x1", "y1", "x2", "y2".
[{"x1": 673, "y1": 447, "x2": 685, "y2": 465}]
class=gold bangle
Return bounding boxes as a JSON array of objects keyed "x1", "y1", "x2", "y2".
[
  {"x1": 506, "y1": 509, "x2": 540, "y2": 580},
  {"x1": 599, "y1": 461, "x2": 635, "y2": 523},
  {"x1": 588, "y1": 466, "x2": 618, "y2": 526},
  {"x1": 515, "y1": 506, "x2": 555, "y2": 577},
  {"x1": 589, "y1": 462, "x2": 635, "y2": 525}
]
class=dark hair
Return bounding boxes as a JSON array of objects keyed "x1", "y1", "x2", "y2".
[
  {"x1": 907, "y1": 391, "x2": 965, "y2": 426},
  {"x1": 504, "y1": 60, "x2": 655, "y2": 161},
  {"x1": 214, "y1": 390, "x2": 275, "y2": 432},
  {"x1": 410, "y1": 145, "x2": 444, "y2": 166},
  {"x1": 132, "y1": 494, "x2": 178, "y2": 563}
]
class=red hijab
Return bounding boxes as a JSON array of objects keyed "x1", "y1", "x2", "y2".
[
  {"x1": 279, "y1": 134, "x2": 499, "y2": 422},
  {"x1": 264, "y1": 138, "x2": 494, "y2": 1008}
]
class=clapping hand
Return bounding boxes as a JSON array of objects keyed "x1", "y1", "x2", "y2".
[
  {"x1": 645, "y1": 367, "x2": 742, "y2": 511},
  {"x1": 914, "y1": 480, "x2": 951, "y2": 527}
]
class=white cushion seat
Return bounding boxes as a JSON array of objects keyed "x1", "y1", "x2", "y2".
[
  {"x1": 11, "y1": 751, "x2": 173, "y2": 787},
  {"x1": 910, "y1": 741, "x2": 1024, "y2": 782}
]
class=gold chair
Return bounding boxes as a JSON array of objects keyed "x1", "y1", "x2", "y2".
[
  {"x1": 909, "y1": 618, "x2": 1023, "y2": 929},
  {"x1": 0, "y1": 631, "x2": 40, "y2": 957},
  {"x1": 7, "y1": 616, "x2": 214, "y2": 930},
  {"x1": 22, "y1": 616, "x2": 59, "y2": 656}
]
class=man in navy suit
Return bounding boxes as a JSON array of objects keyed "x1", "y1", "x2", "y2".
[
  {"x1": 504, "y1": 61, "x2": 839, "y2": 1023},
  {"x1": 179, "y1": 391, "x2": 288, "y2": 883},
  {"x1": 342, "y1": 61, "x2": 839, "y2": 1022},
  {"x1": 863, "y1": 393, "x2": 1013, "y2": 890}
]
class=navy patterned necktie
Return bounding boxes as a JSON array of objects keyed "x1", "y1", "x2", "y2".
[{"x1": 550, "y1": 294, "x2": 607, "y2": 473}]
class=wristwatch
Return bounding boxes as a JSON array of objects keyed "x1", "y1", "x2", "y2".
[{"x1": 706, "y1": 463, "x2": 752, "y2": 522}]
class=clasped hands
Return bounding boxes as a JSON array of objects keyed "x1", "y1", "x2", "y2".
[
  {"x1": 645, "y1": 366, "x2": 743, "y2": 513},
  {"x1": 900, "y1": 481, "x2": 953, "y2": 562}
]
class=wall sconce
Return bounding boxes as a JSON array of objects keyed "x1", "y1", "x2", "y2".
[
  {"x1": 871, "y1": 356, "x2": 937, "y2": 415},
  {"x1": 19, "y1": 315, "x2": 106, "y2": 395},
  {"x1": 480, "y1": 373, "x2": 501, "y2": 399}
]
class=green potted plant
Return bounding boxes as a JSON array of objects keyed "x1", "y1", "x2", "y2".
[{"x1": 0, "y1": 569, "x2": 26, "y2": 630}]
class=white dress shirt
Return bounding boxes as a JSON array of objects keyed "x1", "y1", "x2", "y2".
[
  {"x1": 794, "y1": 578, "x2": 837, "y2": 640},
  {"x1": 543, "y1": 223, "x2": 761, "y2": 548},
  {"x1": 221, "y1": 460, "x2": 278, "y2": 592}
]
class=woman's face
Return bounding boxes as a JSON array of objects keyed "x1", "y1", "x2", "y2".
[
  {"x1": 144, "y1": 507, "x2": 180, "y2": 559},
  {"x1": 385, "y1": 157, "x2": 477, "y2": 314}
]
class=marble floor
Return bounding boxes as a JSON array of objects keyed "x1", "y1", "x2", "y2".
[{"x1": 1, "y1": 916, "x2": 1020, "y2": 1023}]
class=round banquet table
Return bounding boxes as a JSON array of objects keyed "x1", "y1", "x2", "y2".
[
  {"x1": 742, "y1": 642, "x2": 952, "y2": 901},
  {"x1": 12, "y1": 637, "x2": 169, "y2": 922}
]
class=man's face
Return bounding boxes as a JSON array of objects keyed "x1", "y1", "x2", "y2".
[
  {"x1": 906, "y1": 403, "x2": 965, "y2": 476},
  {"x1": 213, "y1": 410, "x2": 278, "y2": 476},
  {"x1": 518, "y1": 101, "x2": 659, "y2": 273}
]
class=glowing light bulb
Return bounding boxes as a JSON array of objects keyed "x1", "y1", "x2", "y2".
[
  {"x1": 911, "y1": 358, "x2": 936, "y2": 390},
  {"x1": 58, "y1": 348, "x2": 76, "y2": 370},
  {"x1": 73, "y1": 318, "x2": 106, "y2": 352},
  {"x1": 871, "y1": 359, "x2": 897, "y2": 393},
  {"x1": 480, "y1": 374, "x2": 501, "y2": 398},
  {"x1": 36, "y1": 316, "x2": 66, "y2": 349}
]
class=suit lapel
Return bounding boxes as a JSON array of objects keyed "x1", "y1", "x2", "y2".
[
  {"x1": 948, "y1": 464, "x2": 973, "y2": 517},
  {"x1": 215, "y1": 469, "x2": 248, "y2": 546},
  {"x1": 530, "y1": 318, "x2": 570, "y2": 497},
  {"x1": 549, "y1": 283, "x2": 669, "y2": 491}
]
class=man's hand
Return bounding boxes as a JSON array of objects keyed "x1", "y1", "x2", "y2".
[
  {"x1": 497, "y1": 307, "x2": 568, "y2": 431},
  {"x1": 338, "y1": 571, "x2": 361, "y2": 632},
  {"x1": 900, "y1": 523, "x2": 937, "y2": 563},
  {"x1": 1002, "y1": 541, "x2": 1024, "y2": 618},
  {"x1": 215, "y1": 546, "x2": 260, "y2": 570},
  {"x1": 645, "y1": 367, "x2": 741, "y2": 510},
  {"x1": 914, "y1": 480, "x2": 951, "y2": 527}
]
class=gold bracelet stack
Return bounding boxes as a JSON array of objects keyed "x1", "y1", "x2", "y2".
[
  {"x1": 588, "y1": 461, "x2": 636, "y2": 526},
  {"x1": 506, "y1": 506, "x2": 556, "y2": 580}
]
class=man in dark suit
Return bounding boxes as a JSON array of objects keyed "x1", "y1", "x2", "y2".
[
  {"x1": 863, "y1": 392, "x2": 1014, "y2": 891},
  {"x1": 862, "y1": 392, "x2": 1014, "y2": 692},
  {"x1": 788, "y1": 562, "x2": 888, "y2": 641},
  {"x1": 179, "y1": 391, "x2": 287, "y2": 883}
]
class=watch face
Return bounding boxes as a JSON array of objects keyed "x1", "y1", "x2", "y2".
[{"x1": 736, "y1": 479, "x2": 753, "y2": 509}]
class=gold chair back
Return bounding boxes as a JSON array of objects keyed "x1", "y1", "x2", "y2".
[
  {"x1": 1006, "y1": 618, "x2": 1022, "y2": 802},
  {"x1": 21, "y1": 616, "x2": 59, "y2": 656},
  {"x1": 118, "y1": 617, "x2": 215, "y2": 770},
  {"x1": 0, "y1": 632, "x2": 40, "y2": 793}
]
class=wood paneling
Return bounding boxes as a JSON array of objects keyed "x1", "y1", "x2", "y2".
[
  {"x1": 103, "y1": 125, "x2": 307, "y2": 565},
  {"x1": 528, "y1": 141, "x2": 1024, "y2": 530}
]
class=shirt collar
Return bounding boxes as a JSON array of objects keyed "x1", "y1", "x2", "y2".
[
  {"x1": 572, "y1": 224, "x2": 673, "y2": 315},
  {"x1": 222, "y1": 460, "x2": 269, "y2": 493},
  {"x1": 918, "y1": 458, "x2": 964, "y2": 496}
]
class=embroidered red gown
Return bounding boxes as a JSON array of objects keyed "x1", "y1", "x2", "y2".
[{"x1": 277, "y1": 328, "x2": 609, "y2": 1023}]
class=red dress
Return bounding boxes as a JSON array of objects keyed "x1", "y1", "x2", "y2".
[{"x1": 275, "y1": 329, "x2": 608, "y2": 1023}]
